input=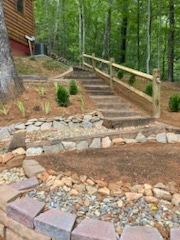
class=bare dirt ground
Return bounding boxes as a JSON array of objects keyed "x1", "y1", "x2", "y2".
[{"x1": 34, "y1": 143, "x2": 180, "y2": 188}]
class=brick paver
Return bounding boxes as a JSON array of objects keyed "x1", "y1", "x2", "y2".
[
  {"x1": 0, "y1": 185, "x2": 21, "y2": 211},
  {"x1": 11, "y1": 177, "x2": 39, "y2": 191},
  {"x1": 7, "y1": 197, "x2": 45, "y2": 229},
  {"x1": 34, "y1": 209, "x2": 76, "y2": 240},
  {"x1": 71, "y1": 218, "x2": 116, "y2": 240},
  {"x1": 170, "y1": 228, "x2": 180, "y2": 240},
  {"x1": 120, "y1": 226, "x2": 163, "y2": 240}
]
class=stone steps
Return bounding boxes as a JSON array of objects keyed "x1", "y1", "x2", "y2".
[
  {"x1": 103, "y1": 116, "x2": 155, "y2": 129},
  {"x1": 101, "y1": 109, "x2": 140, "y2": 118},
  {"x1": 67, "y1": 69, "x2": 155, "y2": 129}
]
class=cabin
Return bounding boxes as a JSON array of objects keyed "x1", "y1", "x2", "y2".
[{"x1": 3, "y1": 0, "x2": 35, "y2": 56}]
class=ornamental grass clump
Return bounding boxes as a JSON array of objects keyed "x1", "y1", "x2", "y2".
[
  {"x1": 69, "y1": 79, "x2": 78, "y2": 95},
  {"x1": 56, "y1": 85, "x2": 70, "y2": 107}
]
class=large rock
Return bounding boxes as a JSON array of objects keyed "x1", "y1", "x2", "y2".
[
  {"x1": 166, "y1": 132, "x2": 178, "y2": 143},
  {"x1": 156, "y1": 133, "x2": 167, "y2": 143},
  {"x1": 62, "y1": 142, "x2": 76, "y2": 150},
  {"x1": 172, "y1": 194, "x2": 180, "y2": 206},
  {"x1": 125, "y1": 192, "x2": 143, "y2": 201},
  {"x1": 153, "y1": 188, "x2": 172, "y2": 201},
  {"x1": 26, "y1": 147, "x2": 43, "y2": 156},
  {"x1": 0, "y1": 128, "x2": 11, "y2": 141},
  {"x1": 135, "y1": 132, "x2": 147, "y2": 143},
  {"x1": 102, "y1": 137, "x2": 111, "y2": 148},
  {"x1": 89, "y1": 138, "x2": 101, "y2": 149}
]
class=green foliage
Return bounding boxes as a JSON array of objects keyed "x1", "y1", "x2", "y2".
[
  {"x1": 54, "y1": 82, "x2": 59, "y2": 93},
  {"x1": 128, "y1": 75, "x2": 136, "y2": 86},
  {"x1": 56, "y1": 86, "x2": 70, "y2": 107},
  {"x1": 69, "y1": 80, "x2": 78, "y2": 95},
  {"x1": 17, "y1": 101, "x2": 26, "y2": 117},
  {"x1": 0, "y1": 101, "x2": 9, "y2": 115},
  {"x1": 117, "y1": 71, "x2": 124, "y2": 79},
  {"x1": 38, "y1": 85, "x2": 45, "y2": 97},
  {"x1": 29, "y1": 56, "x2": 36, "y2": 61},
  {"x1": 168, "y1": 94, "x2": 180, "y2": 112},
  {"x1": 42, "y1": 59, "x2": 64, "y2": 70},
  {"x1": 78, "y1": 94, "x2": 85, "y2": 113},
  {"x1": 145, "y1": 83, "x2": 153, "y2": 96},
  {"x1": 15, "y1": 58, "x2": 38, "y2": 75},
  {"x1": 44, "y1": 102, "x2": 50, "y2": 114}
]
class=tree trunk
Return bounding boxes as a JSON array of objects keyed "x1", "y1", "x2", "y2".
[
  {"x1": 146, "y1": 0, "x2": 151, "y2": 74},
  {"x1": 137, "y1": 0, "x2": 140, "y2": 69},
  {"x1": 0, "y1": 0, "x2": 24, "y2": 101},
  {"x1": 119, "y1": 4, "x2": 128, "y2": 64},
  {"x1": 101, "y1": 0, "x2": 112, "y2": 60},
  {"x1": 168, "y1": 0, "x2": 174, "y2": 82},
  {"x1": 157, "y1": 0, "x2": 162, "y2": 69}
]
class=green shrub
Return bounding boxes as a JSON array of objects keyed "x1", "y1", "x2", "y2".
[
  {"x1": 69, "y1": 80, "x2": 78, "y2": 95},
  {"x1": 56, "y1": 86, "x2": 70, "y2": 107},
  {"x1": 117, "y1": 70, "x2": 124, "y2": 79},
  {"x1": 29, "y1": 56, "x2": 36, "y2": 61},
  {"x1": 168, "y1": 93, "x2": 180, "y2": 112},
  {"x1": 128, "y1": 75, "x2": 136, "y2": 86},
  {"x1": 145, "y1": 83, "x2": 153, "y2": 96}
]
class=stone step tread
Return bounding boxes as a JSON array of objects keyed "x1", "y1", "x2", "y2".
[
  {"x1": 92, "y1": 96, "x2": 120, "y2": 99},
  {"x1": 83, "y1": 84, "x2": 110, "y2": 88},
  {"x1": 99, "y1": 109, "x2": 136, "y2": 113}
]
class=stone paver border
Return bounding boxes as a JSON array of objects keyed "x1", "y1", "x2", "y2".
[{"x1": 0, "y1": 161, "x2": 180, "y2": 240}]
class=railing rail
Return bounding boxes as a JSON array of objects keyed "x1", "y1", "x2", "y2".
[{"x1": 82, "y1": 53, "x2": 161, "y2": 118}]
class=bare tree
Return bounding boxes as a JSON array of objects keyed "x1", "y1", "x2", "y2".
[{"x1": 0, "y1": 0, "x2": 24, "y2": 101}]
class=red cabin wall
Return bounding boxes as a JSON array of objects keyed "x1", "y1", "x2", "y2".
[{"x1": 10, "y1": 39, "x2": 30, "y2": 56}]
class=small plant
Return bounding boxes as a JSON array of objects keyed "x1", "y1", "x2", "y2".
[
  {"x1": 54, "y1": 82, "x2": 59, "y2": 93},
  {"x1": 117, "y1": 70, "x2": 124, "y2": 79},
  {"x1": 69, "y1": 80, "x2": 78, "y2": 95},
  {"x1": 168, "y1": 93, "x2": 180, "y2": 112},
  {"x1": 61, "y1": 107, "x2": 66, "y2": 117},
  {"x1": 128, "y1": 75, "x2": 136, "y2": 86},
  {"x1": 78, "y1": 94, "x2": 85, "y2": 113},
  {"x1": 17, "y1": 101, "x2": 26, "y2": 117},
  {"x1": 0, "y1": 101, "x2": 9, "y2": 115},
  {"x1": 39, "y1": 85, "x2": 45, "y2": 98},
  {"x1": 29, "y1": 56, "x2": 36, "y2": 61},
  {"x1": 145, "y1": 83, "x2": 153, "y2": 96},
  {"x1": 44, "y1": 102, "x2": 50, "y2": 114},
  {"x1": 56, "y1": 85, "x2": 70, "y2": 107}
]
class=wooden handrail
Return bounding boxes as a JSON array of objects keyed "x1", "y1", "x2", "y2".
[{"x1": 82, "y1": 53, "x2": 161, "y2": 118}]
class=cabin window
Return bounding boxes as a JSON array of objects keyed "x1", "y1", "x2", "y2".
[{"x1": 17, "y1": 0, "x2": 24, "y2": 14}]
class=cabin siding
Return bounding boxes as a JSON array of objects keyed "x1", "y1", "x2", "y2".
[{"x1": 3, "y1": 0, "x2": 35, "y2": 55}]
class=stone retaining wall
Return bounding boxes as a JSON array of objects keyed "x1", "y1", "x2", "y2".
[
  {"x1": 0, "y1": 183, "x2": 179, "y2": 240},
  {"x1": 25, "y1": 131, "x2": 180, "y2": 157}
]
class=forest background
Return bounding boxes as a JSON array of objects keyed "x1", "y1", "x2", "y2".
[{"x1": 34, "y1": 0, "x2": 179, "y2": 83}]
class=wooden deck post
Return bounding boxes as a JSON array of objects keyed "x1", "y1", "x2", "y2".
[
  {"x1": 152, "y1": 69, "x2": 161, "y2": 118},
  {"x1": 109, "y1": 58, "x2": 114, "y2": 89},
  {"x1": 92, "y1": 53, "x2": 95, "y2": 72}
]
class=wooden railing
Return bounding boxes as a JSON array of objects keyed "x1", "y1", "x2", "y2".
[{"x1": 82, "y1": 53, "x2": 161, "y2": 118}]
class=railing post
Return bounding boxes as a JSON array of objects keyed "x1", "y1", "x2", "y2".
[
  {"x1": 109, "y1": 58, "x2": 114, "y2": 89},
  {"x1": 152, "y1": 69, "x2": 161, "y2": 118},
  {"x1": 92, "y1": 53, "x2": 95, "y2": 72},
  {"x1": 82, "y1": 53, "x2": 85, "y2": 69}
]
